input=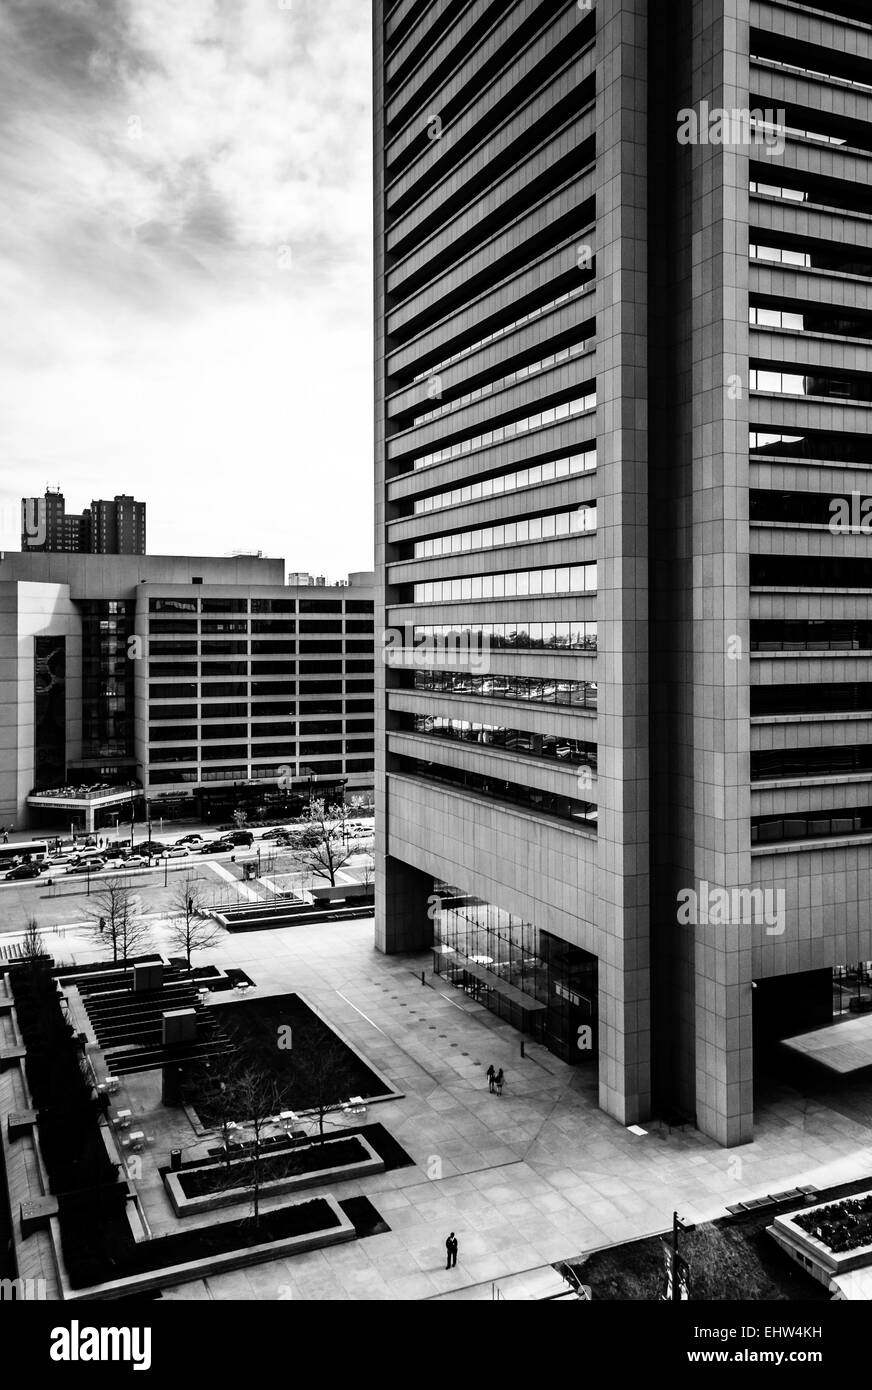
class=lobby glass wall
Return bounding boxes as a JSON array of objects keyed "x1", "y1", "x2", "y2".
[
  {"x1": 79, "y1": 600, "x2": 136, "y2": 776},
  {"x1": 432, "y1": 884, "x2": 597, "y2": 1064},
  {"x1": 33, "y1": 636, "x2": 66, "y2": 790}
]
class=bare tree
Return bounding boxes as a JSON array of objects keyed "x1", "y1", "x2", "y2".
[
  {"x1": 21, "y1": 915, "x2": 48, "y2": 961},
  {"x1": 360, "y1": 856, "x2": 374, "y2": 891},
  {"x1": 302, "y1": 799, "x2": 351, "y2": 888},
  {"x1": 213, "y1": 1065, "x2": 283, "y2": 1228},
  {"x1": 291, "y1": 1030, "x2": 359, "y2": 1144},
  {"x1": 87, "y1": 879, "x2": 151, "y2": 963},
  {"x1": 166, "y1": 874, "x2": 223, "y2": 968}
]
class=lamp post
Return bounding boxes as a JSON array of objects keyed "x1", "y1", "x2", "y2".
[{"x1": 671, "y1": 1212, "x2": 695, "y2": 1301}]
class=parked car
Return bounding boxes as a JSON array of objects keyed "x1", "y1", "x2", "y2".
[
  {"x1": 166, "y1": 846, "x2": 191, "y2": 858},
  {"x1": 175, "y1": 834, "x2": 204, "y2": 846},
  {"x1": 123, "y1": 854, "x2": 150, "y2": 868},
  {"x1": 100, "y1": 857, "x2": 126, "y2": 871},
  {"x1": 199, "y1": 839, "x2": 234, "y2": 854},
  {"x1": 5, "y1": 863, "x2": 42, "y2": 881},
  {"x1": 136, "y1": 841, "x2": 165, "y2": 856},
  {"x1": 225, "y1": 831, "x2": 254, "y2": 847},
  {"x1": 66, "y1": 859, "x2": 105, "y2": 875}
]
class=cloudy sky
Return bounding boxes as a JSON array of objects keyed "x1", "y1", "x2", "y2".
[{"x1": 0, "y1": 0, "x2": 373, "y2": 577}]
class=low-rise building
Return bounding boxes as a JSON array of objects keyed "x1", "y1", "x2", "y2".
[{"x1": 0, "y1": 552, "x2": 374, "y2": 830}]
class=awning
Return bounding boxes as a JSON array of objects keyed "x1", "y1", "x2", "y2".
[{"x1": 781, "y1": 1014, "x2": 872, "y2": 1074}]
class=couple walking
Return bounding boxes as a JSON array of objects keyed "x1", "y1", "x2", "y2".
[{"x1": 486, "y1": 1064, "x2": 504, "y2": 1095}]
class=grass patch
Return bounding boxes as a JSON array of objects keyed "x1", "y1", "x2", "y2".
[{"x1": 562, "y1": 1181, "x2": 872, "y2": 1300}]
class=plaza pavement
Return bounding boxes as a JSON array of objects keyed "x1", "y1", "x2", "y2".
[{"x1": 27, "y1": 910, "x2": 872, "y2": 1301}]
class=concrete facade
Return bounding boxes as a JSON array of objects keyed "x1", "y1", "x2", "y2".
[
  {"x1": 374, "y1": 0, "x2": 872, "y2": 1144},
  {"x1": 0, "y1": 553, "x2": 375, "y2": 826}
]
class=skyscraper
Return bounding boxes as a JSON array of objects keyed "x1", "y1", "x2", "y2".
[
  {"x1": 21, "y1": 490, "x2": 146, "y2": 554},
  {"x1": 373, "y1": 0, "x2": 872, "y2": 1146}
]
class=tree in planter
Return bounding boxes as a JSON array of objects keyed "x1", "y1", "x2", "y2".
[
  {"x1": 302, "y1": 798, "x2": 351, "y2": 888},
  {"x1": 232, "y1": 808, "x2": 248, "y2": 830},
  {"x1": 86, "y1": 879, "x2": 151, "y2": 963},
  {"x1": 215, "y1": 1064, "x2": 283, "y2": 1230},
  {"x1": 182, "y1": 1058, "x2": 239, "y2": 1171},
  {"x1": 166, "y1": 875, "x2": 223, "y2": 969},
  {"x1": 290, "y1": 1029, "x2": 360, "y2": 1144}
]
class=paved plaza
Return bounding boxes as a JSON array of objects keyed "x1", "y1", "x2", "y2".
[{"x1": 12, "y1": 906, "x2": 872, "y2": 1301}]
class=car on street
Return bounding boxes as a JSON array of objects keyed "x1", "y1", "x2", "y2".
[
  {"x1": 136, "y1": 841, "x2": 165, "y2": 857},
  {"x1": 259, "y1": 828, "x2": 288, "y2": 840},
  {"x1": 5, "y1": 863, "x2": 42, "y2": 880},
  {"x1": 199, "y1": 839, "x2": 234, "y2": 854},
  {"x1": 123, "y1": 854, "x2": 150, "y2": 868},
  {"x1": 47, "y1": 853, "x2": 75, "y2": 867},
  {"x1": 100, "y1": 857, "x2": 126, "y2": 871},
  {"x1": 165, "y1": 846, "x2": 191, "y2": 858},
  {"x1": 174, "y1": 834, "x2": 205, "y2": 846},
  {"x1": 225, "y1": 830, "x2": 254, "y2": 847},
  {"x1": 66, "y1": 859, "x2": 105, "y2": 875}
]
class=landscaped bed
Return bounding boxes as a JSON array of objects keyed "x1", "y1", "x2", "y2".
[
  {"x1": 177, "y1": 1136, "x2": 367, "y2": 1198},
  {"x1": 163, "y1": 1133, "x2": 384, "y2": 1216},
  {"x1": 187, "y1": 993, "x2": 394, "y2": 1125},
  {"x1": 59, "y1": 1189, "x2": 347, "y2": 1291},
  {"x1": 794, "y1": 1194, "x2": 872, "y2": 1252},
  {"x1": 560, "y1": 1201, "x2": 841, "y2": 1301}
]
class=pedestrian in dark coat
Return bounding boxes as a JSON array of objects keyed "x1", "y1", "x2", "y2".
[
  {"x1": 495, "y1": 1068, "x2": 504, "y2": 1096},
  {"x1": 445, "y1": 1232, "x2": 458, "y2": 1269},
  {"x1": 486, "y1": 1064, "x2": 496, "y2": 1092}
]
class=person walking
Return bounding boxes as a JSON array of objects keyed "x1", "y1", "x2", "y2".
[
  {"x1": 495, "y1": 1068, "x2": 504, "y2": 1096},
  {"x1": 445, "y1": 1232, "x2": 458, "y2": 1269},
  {"x1": 486, "y1": 1064, "x2": 496, "y2": 1093}
]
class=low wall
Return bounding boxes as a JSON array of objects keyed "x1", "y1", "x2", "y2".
[
  {"x1": 164, "y1": 1135, "x2": 384, "y2": 1217},
  {"x1": 53, "y1": 1195, "x2": 356, "y2": 1302},
  {"x1": 768, "y1": 1193, "x2": 872, "y2": 1288}
]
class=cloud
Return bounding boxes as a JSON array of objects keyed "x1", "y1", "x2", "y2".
[{"x1": 0, "y1": 0, "x2": 373, "y2": 576}]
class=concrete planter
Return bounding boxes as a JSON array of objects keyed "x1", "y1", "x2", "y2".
[
  {"x1": 53, "y1": 1196, "x2": 356, "y2": 1302},
  {"x1": 164, "y1": 1134, "x2": 384, "y2": 1216}
]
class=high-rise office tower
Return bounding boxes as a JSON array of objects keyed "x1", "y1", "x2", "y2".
[
  {"x1": 21, "y1": 490, "x2": 146, "y2": 554},
  {"x1": 374, "y1": 0, "x2": 872, "y2": 1146}
]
